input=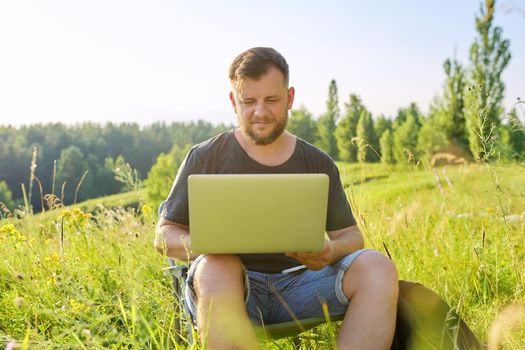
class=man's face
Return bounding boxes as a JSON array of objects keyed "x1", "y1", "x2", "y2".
[{"x1": 230, "y1": 66, "x2": 295, "y2": 145}]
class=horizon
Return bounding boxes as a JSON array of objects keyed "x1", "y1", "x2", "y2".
[{"x1": 1, "y1": 1, "x2": 524, "y2": 127}]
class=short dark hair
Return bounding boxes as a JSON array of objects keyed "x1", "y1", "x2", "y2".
[{"x1": 229, "y1": 47, "x2": 289, "y2": 88}]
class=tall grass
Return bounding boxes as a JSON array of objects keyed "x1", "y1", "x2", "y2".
[{"x1": 1, "y1": 161, "x2": 524, "y2": 349}]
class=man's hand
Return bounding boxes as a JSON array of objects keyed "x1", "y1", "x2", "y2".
[{"x1": 285, "y1": 240, "x2": 334, "y2": 271}]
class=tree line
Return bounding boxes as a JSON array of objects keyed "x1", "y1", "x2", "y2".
[
  {"x1": 0, "y1": 121, "x2": 229, "y2": 213},
  {"x1": 289, "y1": 0, "x2": 524, "y2": 166}
]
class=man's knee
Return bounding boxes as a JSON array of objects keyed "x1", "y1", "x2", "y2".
[
  {"x1": 193, "y1": 254, "x2": 245, "y2": 298},
  {"x1": 342, "y1": 250, "x2": 398, "y2": 300}
]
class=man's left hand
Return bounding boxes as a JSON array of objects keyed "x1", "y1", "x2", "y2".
[{"x1": 285, "y1": 240, "x2": 333, "y2": 271}]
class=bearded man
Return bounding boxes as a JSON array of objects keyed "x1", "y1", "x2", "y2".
[{"x1": 154, "y1": 47, "x2": 398, "y2": 350}]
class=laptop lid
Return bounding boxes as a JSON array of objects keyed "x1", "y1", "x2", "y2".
[{"x1": 188, "y1": 174, "x2": 329, "y2": 254}]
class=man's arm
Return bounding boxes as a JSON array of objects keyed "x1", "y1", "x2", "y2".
[
  {"x1": 286, "y1": 225, "x2": 364, "y2": 271},
  {"x1": 154, "y1": 218, "x2": 199, "y2": 262}
]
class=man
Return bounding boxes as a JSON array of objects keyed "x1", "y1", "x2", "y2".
[{"x1": 154, "y1": 47, "x2": 398, "y2": 350}]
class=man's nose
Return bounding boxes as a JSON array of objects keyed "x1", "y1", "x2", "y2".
[{"x1": 254, "y1": 102, "x2": 267, "y2": 116}]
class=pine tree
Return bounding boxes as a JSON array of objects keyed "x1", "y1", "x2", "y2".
[
  {"x1": 356, "y1": 110, "x2": 376, "y2": 163},
  {"x1": 335, "y1": 94, "x2": 365, "y2": 162},
  {"x1": 465, "y1": 0, "x2": 511, "y2": 161},
  {"x1": 316, "y1": 80, "x2": 340, "y2": 159},
  {"x1": 287, "y1": 106, "x2": 317, "y2": 144}
]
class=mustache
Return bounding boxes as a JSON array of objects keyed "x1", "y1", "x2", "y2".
[{"x1": 251, "y1": 117, "x2": 274, "y2": 123}]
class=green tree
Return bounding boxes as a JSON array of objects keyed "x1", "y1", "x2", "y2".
[
  {"x1": 439, "y1": 59, "x2": 468, "y2": 150},
  {"x1": 496, "y1": 108, "x2": 525, "y2": 160},
  {"x1": 287, "y1": 106, "x2": 317, "y2": 144},
  {"x1": 316, "y1": 80, "x2": 339, "y2": 159},
  {"x1": 393, "y1": 102, "x2": 422, "y2": 130},
  {"x1": 417, "y1": 112, "x2": 449, "y2": 161},
  {"x1": 465, "y1": 0, "x2": 511, "y2": 161},
  {"x1": 393, "y1": 114, "x2": 420, "y2": 164},
  {"x1": 379, "y1": 129, "x2": 394, "y2": 165},
  {"x1": 0, "y1": 181, "x2": 14, "y2": 211},
  {"x1": 145, "y1": 144, "x2": 190, "y2": 209},
  {"x1": 56, "y1": 146, "x2": 88, "y2": 204},
  {"x1": 356, "y1": 110, "x2": 376, "y2": 163},
  {"x1": 336, "y1": 94, "x2": 366, "y2": 162}
]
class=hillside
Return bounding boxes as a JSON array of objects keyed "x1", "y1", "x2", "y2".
[{"x1": 1, "y1": 163, "x2": 524, "y2": 349}]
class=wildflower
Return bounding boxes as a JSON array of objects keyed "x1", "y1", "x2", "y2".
[
  {"x1": 69, "y1": 299, "x2": 87, "y2": 314},
  {"x1": 0, "y1": 224, "x2": 27, "y2": 242},
  {"x1": 44, "y1": 253, "x2": 60, "y2": 263},
  {"x1": 59, "y1": 208, "x2": 92, "y2": 228},
  {"x1": 141, "y1": 204, "x2": 152, "y2": 215}
]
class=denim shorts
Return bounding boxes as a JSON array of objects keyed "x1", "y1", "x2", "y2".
[{"x1": 184, "y1": 248, "x2": 372, "y2": 326}]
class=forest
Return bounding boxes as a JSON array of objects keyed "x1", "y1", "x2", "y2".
[{"x1": 0, "y1": 0, "x2": 524, "y2": 216}]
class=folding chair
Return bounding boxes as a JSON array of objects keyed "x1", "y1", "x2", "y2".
[
  {"x1": 163, "y1": 259, "x2": 347, "y2": 344},
  {"x1": 158, "y1": 200, "x2": 348, "y2": 344},
  {"x1": 158, "y1": 202, "x2": 482, "y2": 349}
]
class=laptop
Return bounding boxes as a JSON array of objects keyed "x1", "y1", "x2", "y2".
[{"x1": 188, "y1": 174, "x2": 329, "y2": 254}]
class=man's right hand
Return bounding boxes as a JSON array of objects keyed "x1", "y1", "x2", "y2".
[{"x1": 154, "y1": 218, "x2": 197, "y2": 261}]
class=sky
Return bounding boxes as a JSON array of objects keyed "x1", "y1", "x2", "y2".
[{"x1": 0, "y1": 0, "x2": 524, "y2": 127}]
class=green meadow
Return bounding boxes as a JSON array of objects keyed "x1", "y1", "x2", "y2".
[{"x1": 1, "y1": 162, "x2": 524, "y2": 349}]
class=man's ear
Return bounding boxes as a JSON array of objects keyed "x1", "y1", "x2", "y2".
[
  {"x1": 287, "y1": 87, "x2": 295, "y2": 110},
  {"x1": 229, "y1": 92, "x2": 237, "y2": 113}
]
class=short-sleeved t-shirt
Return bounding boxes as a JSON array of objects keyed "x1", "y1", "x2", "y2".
[{"x1": 162, "y1": 130, "x2": 356, "y2": 273}]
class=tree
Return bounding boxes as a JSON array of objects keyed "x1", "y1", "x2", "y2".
[
  {"x1": 417, "y1": 113, "x2": 449, "y2": 161},
  {"x1": 379, "y1": 130, "x2": 394, "y2": 165},
  {"x1": 336, "y1": 94, "x2": 366, "y2": 162},
  {"x1": 393, "y1": 114, "x2": 420, "y2": 164},
  {"x1": 356, "y1": 110, "x2": 377, "y2": 163},
  {"x1": 0, "y1": 181, "x2": 14, "y2": 211},
  {"x1": 287, "y1": 106, "x2": 317, "y2": 144},
  {"x1": 465, "y1": 0, "x2": 511, "y2": 161},
  {"x1": 372, "y1": 115, "x2": 393, "y2": 159},
  {"x1": 145, "y1": 144, "x2": 191, "y2": 209},
  {"x1": 439, "y1": 59, "x2": 468, "y2": 150},
  {"x1": 496, "y1": 108, "x2": 525, "y2": 160},
  {"x1": 393, "y1": 102, "x2": 422, "y2": 130},
  {"x1": 56, "y1": 146, "x2": 88, "y2": 204},
  {"x1": 316, "y1": 80, "x2": 340, "y2": 159}
]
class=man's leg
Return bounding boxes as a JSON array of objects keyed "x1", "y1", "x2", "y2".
[
  {"x1": 337, "y1": 250, "x2": 398, "y2": 350},
  {"x1": 193, "y1": 254, "x2": 259, "y2": 350}
]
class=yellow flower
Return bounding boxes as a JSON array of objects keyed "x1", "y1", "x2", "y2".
[
  {"x1": 69, "y1": 299, "x2": 87, "y2": 314},
  {"x1": 141, "y1": 204, "x2": 152, "y2": 215},
  {"x1": 0, "y1": 224, "x2": 26, "y2": 242},
  {"x1": 44, "y1": 253, "x2": 60, "y2": 263},
  {"x1": 59, "y1": 208, "x2": 92, "y2": 227}
]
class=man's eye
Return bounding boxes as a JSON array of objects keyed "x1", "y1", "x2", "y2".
[{"x1": 242, "y1": 100, "x2": 255, "y2": 105}]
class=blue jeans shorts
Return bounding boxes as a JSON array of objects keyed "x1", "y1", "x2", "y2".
[{"x1": 184, "y1": 248, "x2": 373, "y2": 326}]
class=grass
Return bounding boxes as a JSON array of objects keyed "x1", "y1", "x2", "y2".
[{"x1": 1, "y1": 162, "x2": 524, "y2": 349}]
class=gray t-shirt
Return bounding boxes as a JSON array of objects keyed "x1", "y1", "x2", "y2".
[{"x1": 162, "y1": 130, "x2": 356, "y2": 273}]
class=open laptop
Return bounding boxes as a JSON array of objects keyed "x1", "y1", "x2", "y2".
[{"x1": 188, "y1": 174, "x2": 329, "y2": 254}]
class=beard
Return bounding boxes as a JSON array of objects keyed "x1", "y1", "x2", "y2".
[{"x1": 239, "y1": 114, "x2": 288, "y2": 145}]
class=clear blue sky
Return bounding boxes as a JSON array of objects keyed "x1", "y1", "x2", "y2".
[{"x1": 0, "y1": 0, "x2": 524, "y2": 126}]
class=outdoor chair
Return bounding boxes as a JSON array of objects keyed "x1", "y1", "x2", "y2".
[{"x1": 158, "y1": 202, "x2": 482, "y2": 349}]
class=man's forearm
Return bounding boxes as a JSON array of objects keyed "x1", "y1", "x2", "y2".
[
  {"x1": 154, "y1": 223, "x2": 199, "y2": 262},
  {"x1": 328, "y1": 225, "x2": 364, "y2": 265}
]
